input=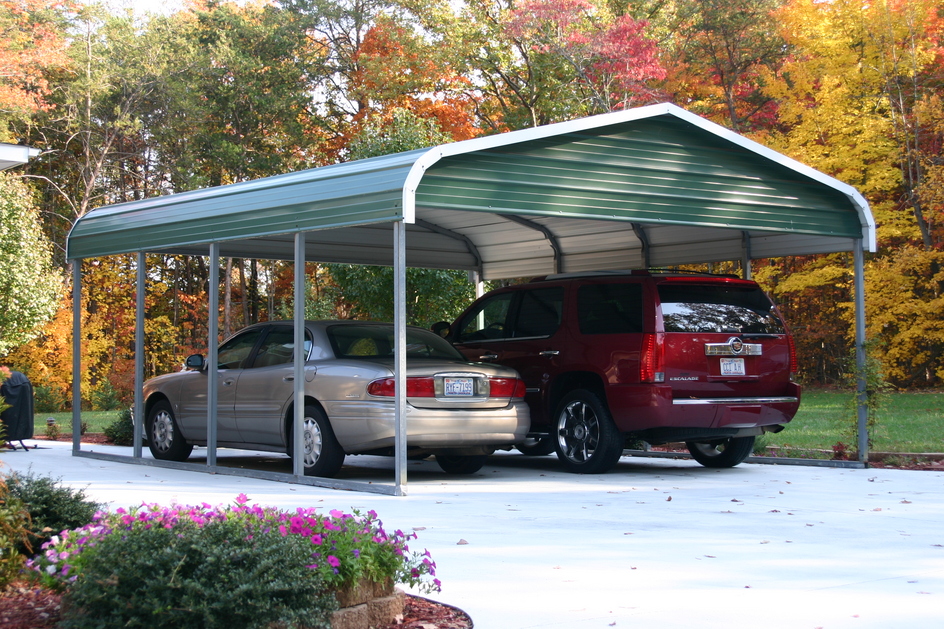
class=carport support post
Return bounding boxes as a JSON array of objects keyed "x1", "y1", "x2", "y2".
[
  {"x1": 207, "y1": 243, "x2": 220, "y2": 467},
  {"x1": 394, "y1": 221, "x2": 407, "y2": 495},
  {"x1": 71, "y1": 261, "x2": 82, "y2": 451},
  {"x1": 854, "y1": 239, "x2": 869, "y2": 464},
  {"x1": 133, "y1": 252, "x2": 144, "y2": 458},
  {"x1": 292, "y1": 232, "x2": 305, "y2": 477}
]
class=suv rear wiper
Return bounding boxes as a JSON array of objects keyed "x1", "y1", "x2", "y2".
[{"x1": 740, "y1": 333, "x2": 780, "y2": 339}]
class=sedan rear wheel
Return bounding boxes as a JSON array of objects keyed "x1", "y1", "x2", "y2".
[
  {"x1": 146, "y1": 399, "x2": 193, "y2": 462},
  {"x1": 554, "y1": 389, "x2": 623, "y2": 474},
  {"x1": 287, "y1": 405, "x2": 345, "y2": 478},
  {"x1": 515, "y1": 435, "x2": 555, "y2": 456},
  {"x1": 686, "y1": 436, "x2": 755, "y2": 468},
  {"x1": 436, "y1": 454, "x2": 488, "y2": 474}
]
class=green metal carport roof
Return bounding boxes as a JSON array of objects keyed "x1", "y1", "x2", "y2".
[{"x1": 67, "y1": 102, "x2": 875, "y2": 275}]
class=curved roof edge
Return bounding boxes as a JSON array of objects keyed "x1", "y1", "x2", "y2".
[{"x1": 404, "y1": 102, "x2": 876, "y2": 252}]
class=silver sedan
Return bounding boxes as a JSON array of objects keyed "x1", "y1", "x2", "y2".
[{"x1": 142, "y1": 321, "x2": 530, "y2": 477}]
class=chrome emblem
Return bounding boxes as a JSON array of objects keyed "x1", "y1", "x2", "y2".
[{"x1": 730, "y1": 337, "x2": 743, "y2": 354}]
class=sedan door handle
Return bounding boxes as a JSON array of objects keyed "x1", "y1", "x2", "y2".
[
  {"x1": 222, "y1": 379, "x2": 236, "y2": 386},
  {"x1": 539, "y1": 350, "x2": 560, "y2": 357},
  {"x1": 283, "y1": 376, "x2": 294, "y2": 382},
  {"x1": 480, "y1": 353, "x2": 499, "y2": 361}
]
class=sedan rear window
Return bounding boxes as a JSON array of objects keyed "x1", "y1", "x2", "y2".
[
  {"x1": 658, "y1": 284, "x2": 785, "y2": 334},
  {"x1": 328, "y1": 325, "x2": 466, "y2": 360}
]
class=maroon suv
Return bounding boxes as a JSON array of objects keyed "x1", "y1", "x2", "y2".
[{"x1": 441, "y1": 270, "x2": 801, "y2": 473}]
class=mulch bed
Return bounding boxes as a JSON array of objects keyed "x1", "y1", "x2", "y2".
[{"x1": 0, "y1": 581, "x2": 471, "y2": 629}]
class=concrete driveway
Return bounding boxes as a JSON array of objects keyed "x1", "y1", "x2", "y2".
[{"x1": 1, "y1": 441, "x2": 942, "y2": 629}]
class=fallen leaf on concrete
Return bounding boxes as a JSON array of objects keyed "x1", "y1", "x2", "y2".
[{"x1": 456, "y1": 539, "x2": 468, "y2": 545}]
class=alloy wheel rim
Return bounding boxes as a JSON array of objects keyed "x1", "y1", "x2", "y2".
[
  {"x1": 303, "y1": 416, "x2": 323, "y2": 467},
  {"x1": 557, "y1": 401, "x2": 600, "y2": 463},
  {"x1": 152, "y1": 410, "x2": 173, "y2": 452}
]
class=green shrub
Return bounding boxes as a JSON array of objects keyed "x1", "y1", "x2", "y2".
[
  {"x1": 6, "y1": 471, "x2": 102, "y2": 556},
  {"x1": 0, "y1": 478, "x2": 31, "y2": 588},
  {"x1": 58, "y1": 516, "x2": 335, "y2": 629},
  {"x1": 33, "y1": 385, "x2": 67, "y2": 413},
  {"x1": 88, "y1": 380, "x2": 126, "y2": 411},
  {"x1": 103, "y1": 409, "x2": 135, "y2": 446}
]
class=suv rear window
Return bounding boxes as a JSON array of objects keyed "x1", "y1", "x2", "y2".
[
  {"x1": 577, "y1": 283, "x2": 643, "y2": 334},
  {"x1": 658, "y1": 284, "x2": 785, "y2": 334}
]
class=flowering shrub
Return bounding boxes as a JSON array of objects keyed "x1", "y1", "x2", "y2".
[{"x1": 30, "y1": 494, "x2": 440, "y2": 595}]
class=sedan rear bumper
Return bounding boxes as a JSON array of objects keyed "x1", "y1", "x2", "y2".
[{"x1": 325, "y1": 399, "x2": 531, "y2": 453}]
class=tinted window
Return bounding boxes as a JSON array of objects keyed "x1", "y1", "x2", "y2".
[
  {"x1": 578, "y1": 283, "x2": 643, "y2": 334},
  {"x1": 249, "y1": 327, "x2": 313, "y2": 368},
  {"x1": 513, "y1": 287, "x2": 564, "y2": 338},
  {"x1": 658, "y1": 284, "x2": 785, "y2": 334},
  {"x1": 217, "y1": 329, "x2": 263, "y2": 369},
  {"x1": 456, "y1": 293, "x2": 514, "y2": 342},
  {"x1": 329, "y1": 325, "x2": 465, "y2": 360}
]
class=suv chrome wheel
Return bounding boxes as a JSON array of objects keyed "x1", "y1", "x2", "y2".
[{"x1": 554, "y1": 390, "x2": 623, "y2": 474}]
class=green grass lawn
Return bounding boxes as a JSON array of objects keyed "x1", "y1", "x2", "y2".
[
  {"x1": 32, "y1": 410, "x2": 123, "y2": 436},
  {"x1": 30, "y1": 389, "x2": 944, "y2": 454},
  {"x1": 762, "y1": 388, "x2": 944, "y2": 454}
]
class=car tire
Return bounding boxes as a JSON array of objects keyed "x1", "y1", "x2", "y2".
[
  {"x1": 686, "y1": 436, "x2": 755, "y2": 468},
  {"x1": 145, "y1": 399, "x2": 193, "y2": 462},
  {"x1": 553, "y1": 389, "x2": 624, "y2": 474},
  {"x1": 435, "y1": 454, "x2": 488, "y2": 474},
  {"x1": 287, "y1": 404, "x2": 345, "y2": 478},
  {"x1": 515, "y1": 436, "x2": 555, "y2": 456}
]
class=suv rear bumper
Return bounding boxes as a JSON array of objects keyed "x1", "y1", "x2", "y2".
[{"x1": 605, "y1": 382, "x2": 801, "y2": 433}]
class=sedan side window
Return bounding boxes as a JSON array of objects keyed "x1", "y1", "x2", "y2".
[
  {"x1": 217, "y1": 330, "x2": 263, "y2": 369},
  {"x1": 456, "y1": 293, "x2": 514, "y2": 342},
  {"x1": 250, "y1": 327, "x2": 313, "y2": 368}
]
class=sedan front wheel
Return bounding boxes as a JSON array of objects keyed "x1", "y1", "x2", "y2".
[
  {"x1": 146, "y1": 399, "x2": 193, "y2": 462},
  {"x1": 287, "y1": 404, "x2": 345, "y2": 478}
]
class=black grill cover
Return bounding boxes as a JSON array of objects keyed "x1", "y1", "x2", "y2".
[{"x1": 1, "y1": 371, "x2": 34, "y2": 441}]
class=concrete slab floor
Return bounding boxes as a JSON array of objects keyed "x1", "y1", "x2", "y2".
[{"x1": 1, "y1": 440, "x2": 941, "y2": 629}]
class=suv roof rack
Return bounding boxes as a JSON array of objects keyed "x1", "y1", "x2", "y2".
[{"x1": 538, "y1": 269, "x2": 742, "y2": 281}]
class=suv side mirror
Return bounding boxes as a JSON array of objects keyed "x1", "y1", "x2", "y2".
[
  {"x1": 185, "y1": 354, "x2": 206, "y2": 370},
  {"x1": 431, "y1": 321, "x2": 451, "y2": 338}
]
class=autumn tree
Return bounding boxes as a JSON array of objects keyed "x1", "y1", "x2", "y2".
[
  {"x1": 0, "y1": 0, "x2": 75, "y2": 140},
  {"x1": 665, "y1": 0, "x2": 789, "y2": 133},
  {"x1": 759, "y1": 0, "x2": 944, "y2": 387}
]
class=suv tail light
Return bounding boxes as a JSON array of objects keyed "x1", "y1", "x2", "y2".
[
  {"x1": 367, "y1": 377, "x2": 526, "y2": 398},
  {"x1": 787, "y1": 334, "x2": 798, "y2": 379},
  {"x1": 640, "y1": 333, "x2": 665, "y2": 383}
]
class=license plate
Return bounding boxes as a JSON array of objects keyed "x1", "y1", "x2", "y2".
[
  {"x1": 443, "y1": 377, "x2": 474, "y2": 397},
  {"x1": 720, "y1": 358, "x2": 746, "y2": 376}
]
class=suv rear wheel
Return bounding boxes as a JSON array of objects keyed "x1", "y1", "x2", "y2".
[
  {"x1": 686, "y1": 436, "x2": 755, "y2": 468},
  {"x1": 554, "y1": 390, "x2": 624, "y2": 474}
]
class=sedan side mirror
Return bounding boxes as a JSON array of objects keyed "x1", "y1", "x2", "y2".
[
  {"x1": 431, "y1": 321, "x2": 451, "y2": 338},
  {"x1": 185, "y1": 354, "x2": 206, "y2": 370}
]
